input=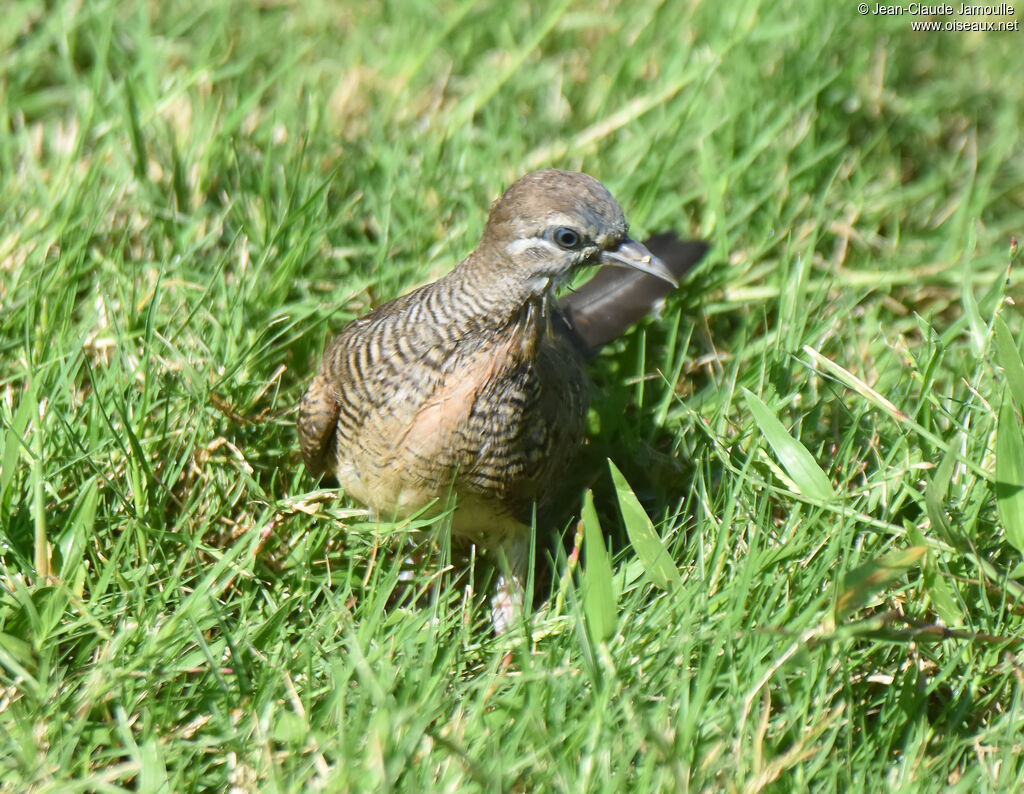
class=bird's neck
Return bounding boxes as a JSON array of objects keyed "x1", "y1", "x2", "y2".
[{"x1": 442, "y1": 250, "x2": 559, "y2": 330}]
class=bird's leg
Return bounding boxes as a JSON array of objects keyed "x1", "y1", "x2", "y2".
[{"x1": 490, "y1": 529, "x2": 530, "y2": 634}]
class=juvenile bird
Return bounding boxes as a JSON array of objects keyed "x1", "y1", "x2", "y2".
[{"x1": 298, "y1": 169, "x2": 705, "y2": 630}]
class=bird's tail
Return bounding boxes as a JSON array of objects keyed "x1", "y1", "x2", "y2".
[{"x1": 560, "y1": 233, "x2": 709, "y2": 356}]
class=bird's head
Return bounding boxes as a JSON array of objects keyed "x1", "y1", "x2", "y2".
[{"x1": 479, "y1": 169, "x2": 676, "y2": 296}]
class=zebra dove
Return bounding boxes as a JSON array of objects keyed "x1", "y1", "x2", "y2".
[{"x1": 298, "y1": 169, "x2": 706, "y2": 631}]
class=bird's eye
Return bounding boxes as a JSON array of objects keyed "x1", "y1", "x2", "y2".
[{"x1": 553, "y1": 227, "x2": 582, "y2": 250}]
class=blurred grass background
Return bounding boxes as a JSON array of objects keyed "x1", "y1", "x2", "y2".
[{"x1": 2, "y1": 0, "x2": 1024, "y2": 790}]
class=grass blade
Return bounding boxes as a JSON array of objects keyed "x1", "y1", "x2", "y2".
[
  {"x1": 742, "y1": 388, "x2": 835, "y2": 502},
  {"x1": 996, "y1": 396, "x2": 1024, "y2": 555},
  {"x1": 608, "y1": 460, "x2": 683, "y2": 592},
  {"x1": 907, "y1": 522, "x2": 962, "y2": 625},
  {"x1": 581, "y1": 490, "x2": 617, "y2": 643},
  {"x1": 0, "y1": 383, "x2": 35, "y2": 513},
  {"x1": 836, "y1": 547, "x2": 927, "y2": 621},
  {"x1": 994, "y1": 317, "x2": 1024, "y2": 411},
  {"x1": 925, "y1": 439, "x2": 960, "y2": 548}
]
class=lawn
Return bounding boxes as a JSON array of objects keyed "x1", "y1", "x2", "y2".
[{"x1": 2, "y1": 0, "x2": 1024, "y2": 790}]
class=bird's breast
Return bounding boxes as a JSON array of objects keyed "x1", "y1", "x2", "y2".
[{"x1": 329, "y1": 306, "x2": 589, "y2": 525}]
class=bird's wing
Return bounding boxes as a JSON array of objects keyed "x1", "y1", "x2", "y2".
[{"x1": 297, "y1": 370, "x2": 341, "y2": 479}]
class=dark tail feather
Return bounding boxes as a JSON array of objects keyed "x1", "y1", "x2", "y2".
[{"x1": 560, "y1": 233, "x2": 709, "y2": 356}]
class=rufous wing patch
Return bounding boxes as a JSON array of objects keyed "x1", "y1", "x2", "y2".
[{"x1": 394, "y1": 331, "x2": 525, "y2": 464}]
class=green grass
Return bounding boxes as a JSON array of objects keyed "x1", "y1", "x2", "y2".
[{"x1": 3, "y1": 0, "x2": 1024, "y2": 790}]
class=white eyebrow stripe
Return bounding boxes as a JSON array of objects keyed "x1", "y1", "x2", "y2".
[{"x1": 505, "y1": 236, "x2": 556, "y2": 257}]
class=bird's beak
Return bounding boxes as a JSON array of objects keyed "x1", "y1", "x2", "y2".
[{"x1": 599, "y1": 237, "x2": 678, "y2": 287}]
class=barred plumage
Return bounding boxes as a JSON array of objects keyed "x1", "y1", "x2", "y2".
[{"x1": 297, "y1": 170, "x2": 706, "y2": 631}]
